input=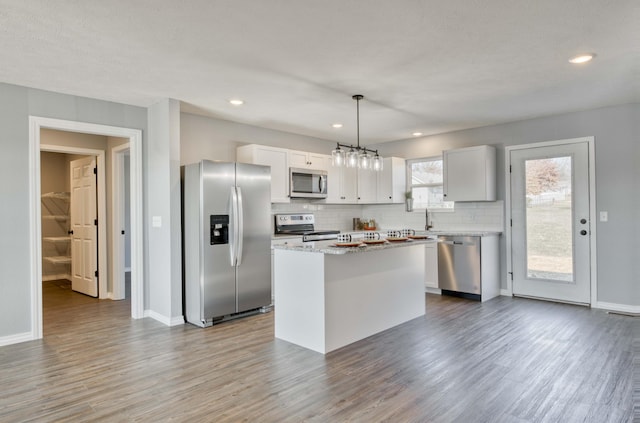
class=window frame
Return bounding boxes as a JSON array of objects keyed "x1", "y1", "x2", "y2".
[{"x1": 406, "y1": 156, "x2": 454, "y2": 211}]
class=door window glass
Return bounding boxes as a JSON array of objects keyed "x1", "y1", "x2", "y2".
[{"x1": 525, "y1": 156, "x2": 574, "y2": 282}]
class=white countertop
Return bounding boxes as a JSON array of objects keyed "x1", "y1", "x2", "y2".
[
  {"x1": 423, "y1": 230, "x2": 502, "y2": 236},
  {"x1": 272, "y1": 238, "x2": 436, "y2": 255}
]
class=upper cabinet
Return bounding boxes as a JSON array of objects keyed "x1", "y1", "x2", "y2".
[
  {"x1": 357, "y1": 168, "x2": 377, "y2": 203},
  {"x1": 328, "y1": 157, "x2": 406, "y2": 204},
  {"x1": 326, "y1": 165, "x2": 358, "y2": 203},
  {"x1": 443, "y1": 145, "x2": 496, "y2": 201},
  {"x1": 237, "y1": 144, "x2": 290, "y2": 203},
  {"x1": 238, "y1": 143, "x2": 406, "y2": 205},
  {"x1": 377, "y1": 157, "x2": 406, "y2": 204},
  {"x1": 288, "y1": 150, "x2": 330, "y2": 171}
]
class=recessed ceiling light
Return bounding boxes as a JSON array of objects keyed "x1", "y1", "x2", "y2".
[
  {"x1": 412, "y1": 132, "x2": 423, "y2": 137},
  {"x1": 332, "y1": 123, "x2": 343, "y2": 128},
  {"x1": 229, "y1": 99, "x2": 244, "y2": 106},
  {"x1": 569, "y1": 53, "x2": 595, "y2": 64}
]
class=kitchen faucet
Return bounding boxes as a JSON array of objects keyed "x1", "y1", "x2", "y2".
[{"x1": 425, "y1": 208, "x2": 433, "y2": 230}]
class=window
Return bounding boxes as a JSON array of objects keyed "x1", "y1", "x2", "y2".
[{"x1": 407, "y1": 157, "x2": 454, "y2": 210}]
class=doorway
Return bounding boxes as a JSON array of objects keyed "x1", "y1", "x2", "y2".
[
  {"x1": 29, "y1": 117, "x2": 144, "y2": 340},
  {"x1": 506, "y1": 137, "x2": 597, "y2": 305},
  {"x1": 40, "y1": 151, "x2": 100, "y2": 298}
]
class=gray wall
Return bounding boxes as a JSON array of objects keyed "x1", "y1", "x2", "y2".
[
  {"x1": 373, "y1": 103, "x2": 640, "y2": 306},
  {"x1": 147, "y1": 99, "x2": 183, "y2": 322},
  {"x1": 180, "y1": 112, "x2": 335, "y2": 165},
  {"x1": 0, "y1": 82, "x2": 148, "y2": 338},
  {"x1": 181, "y1": 104, "x2": 639, "y2": 307}
]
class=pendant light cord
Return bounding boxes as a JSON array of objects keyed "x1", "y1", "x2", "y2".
[
  {"x1": 352, "y1": 94, "x2": 363, "y2": 150},
  {"x1": 356, "y1": 96, "x2": 360, "y2": 149}
]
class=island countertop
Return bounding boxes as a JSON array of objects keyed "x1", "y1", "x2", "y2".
[
  {"x1": 274, "y1": 239, "x2": 427, "y2": 354},
  {"x1": 272, "y1": 237, "x2": 436, "y2": 255}
]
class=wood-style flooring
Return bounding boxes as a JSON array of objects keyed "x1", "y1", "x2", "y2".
[{"x1": 1, "y1": 280, "x2": 638, "y2": 422}]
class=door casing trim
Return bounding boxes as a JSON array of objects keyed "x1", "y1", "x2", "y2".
[
  {"x1": 29, "y1": 116, "x2": 144, "y2": 340},
  {"x1": 504, "y1": 136, "x2": 597, "y2": 306}
]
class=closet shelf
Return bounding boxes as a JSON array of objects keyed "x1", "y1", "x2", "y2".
[
  {"x1": 44, "y1": 256, "x2": 71, "y2": 265},
  {"x1": 41, "y1": 192, "x2": 70, "y2": 201},
  {"x1": 43, "y1": 236, "x2": 71, "y2": 243},
  {"x1": 42, "y1": 215, "x2": 69, "y2": 222}
]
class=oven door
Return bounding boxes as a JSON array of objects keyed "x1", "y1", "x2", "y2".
[{"x1": 289, "y1": 168, "x2": 327, "y2": 198}]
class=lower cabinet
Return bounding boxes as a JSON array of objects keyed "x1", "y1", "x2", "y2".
[{"x1": 425, "y1": 242, "x2": 439, "y2": 290}]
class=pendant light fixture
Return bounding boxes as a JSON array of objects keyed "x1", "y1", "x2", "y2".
[{"x1": 331, "y1": 95, "x2": 383, "y2": 171}]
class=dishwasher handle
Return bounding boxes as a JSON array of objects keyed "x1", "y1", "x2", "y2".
[{"x1": 438, "y1": 237, "x2": 479, "y2": 247}]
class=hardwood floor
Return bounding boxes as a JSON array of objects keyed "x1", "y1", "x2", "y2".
[{"x1": 1, "y1": 281, "x2": 638, "y2": 422}]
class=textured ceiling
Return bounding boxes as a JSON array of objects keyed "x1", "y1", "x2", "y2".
[{"x1": 0, "y1": 0, "x2": 638, "y2": 145}]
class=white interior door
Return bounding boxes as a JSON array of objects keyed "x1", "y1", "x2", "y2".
[
  {"x1": 510, "y1": 141, "x2": 591, "y2": 304},
  {"x1": 70, "y1": 156, "x2": 98, "y2": 297}
]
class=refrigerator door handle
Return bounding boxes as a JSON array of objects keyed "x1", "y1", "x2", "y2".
[
  {"x1": 236, "y1": 186, "x2": 244, "y2": 266},
  {"x1": 229, "y1": 187, "x2": 239, "y2": 266}
]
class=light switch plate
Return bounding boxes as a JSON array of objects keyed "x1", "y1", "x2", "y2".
[
  {"x1": 152, "y1": 216, "x2": 162, "y2": 227},
  {"x1": 599, "y1": 211, "x2": 608, "y2": 222}
]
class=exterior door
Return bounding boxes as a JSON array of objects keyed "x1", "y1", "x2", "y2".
[
  {"x1": 70, "y1": 156, "x2": 98, "y2": 297},
  {"x1": 510, "y1": 141, "x2": 591, "y2": 304}
]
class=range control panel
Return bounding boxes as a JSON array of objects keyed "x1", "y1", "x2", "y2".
[
  {"x1": 274, "y1": 213, "x2": 315, "y2": 234},
  {"x1": 275, "y1": 213, "x2": 314, "y2": 226}
]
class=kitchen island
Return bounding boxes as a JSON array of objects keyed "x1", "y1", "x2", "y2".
[{"x1": 273, "y1": 239, "x2": 435, "y2": 354}]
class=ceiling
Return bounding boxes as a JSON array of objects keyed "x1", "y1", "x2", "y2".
[{"x1": 1, "y1": 0, "x2": 638, "y2": 145}]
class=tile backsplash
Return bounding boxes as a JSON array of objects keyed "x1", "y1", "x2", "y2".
[{"x1": 272, "y1": 200, "x2": 504, "y2": 232}]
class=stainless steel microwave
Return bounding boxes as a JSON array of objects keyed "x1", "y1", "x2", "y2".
[{"x1": 289, "y1": 168, "x2": 328, "y2": 199}]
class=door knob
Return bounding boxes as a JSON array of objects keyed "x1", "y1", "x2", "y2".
[
  {"x1": 580, "y1": 230, "x2": 587, "y2": 236},
  {"x1": 580, "y1": 218, "x2": 587, "y2": 224}
]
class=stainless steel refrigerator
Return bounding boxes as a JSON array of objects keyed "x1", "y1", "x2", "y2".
[{"x1": 182, "y1": 160, "x2": 272, "y2": 327}]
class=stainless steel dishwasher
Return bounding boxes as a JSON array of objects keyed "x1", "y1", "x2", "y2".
[{"x1": 438, "y1": 235, "x2": 481, "y2": 298}]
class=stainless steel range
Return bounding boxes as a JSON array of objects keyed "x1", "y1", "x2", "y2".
[{"x1": 274, "y1": 213, "x2": 340, "y2": 242}]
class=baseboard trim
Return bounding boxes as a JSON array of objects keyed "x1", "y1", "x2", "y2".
[
  {"x1": 0, "y1": 331, "x2": 35, "y2": 347},
  {"x1": 42, "y1": 274, "x2": 71, "y2": 282},
  {"x1": 145, "y1": 310, "x2": 185, "y2": 326},
  {"x1": 425, "y1": 287, "x2": 441, "y2": 295},
  {"x1": 500, "y1": 289, "x2": 512, "y2": 297},
  {"x1": 593, "y1": 301, "x2": 640, "y2": 316}
]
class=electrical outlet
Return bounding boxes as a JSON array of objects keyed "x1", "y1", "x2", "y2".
[{"x1": 599, "y1": 211, "x2": 608, "y2": 222}]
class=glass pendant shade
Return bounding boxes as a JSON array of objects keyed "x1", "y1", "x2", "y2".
[
  {"x1": 359, "y1": 151, "x2": 372, "y2": 170},
  {"x1": 372, "y1": 154, "x2": 383, "y2": 171},
  {"x1": 346, "y1": 149, "x2": 359, "y2": 168},
  {"x1": 331, "y1": 146, "x2": 345, "y2": 167}
]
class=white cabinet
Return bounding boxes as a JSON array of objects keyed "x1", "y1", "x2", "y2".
[
  {"x1": 377, "y1": 157, "x2": 406, "y2": 203},
  {"x1": 326, "y1": 165, "x2": 358, "y2": 203},
  {"x1": 357, "y1": 169, "x2": 377, "y2": 203},
  {"x1": 288, "y1": 150, "x2": 330, "y2": 171},
  {"x1": 424, "y1": 242, "x2": 439, "y2": 290},
  {"x1": 328, "y1": 156, "x2": 406, "y2": 204},
  {"x1": 237, "y1": 144, "x2": 290, "y2": 203},
  {"x1": 443, "y1": 145, "x2": 496, "y2": 201}
]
